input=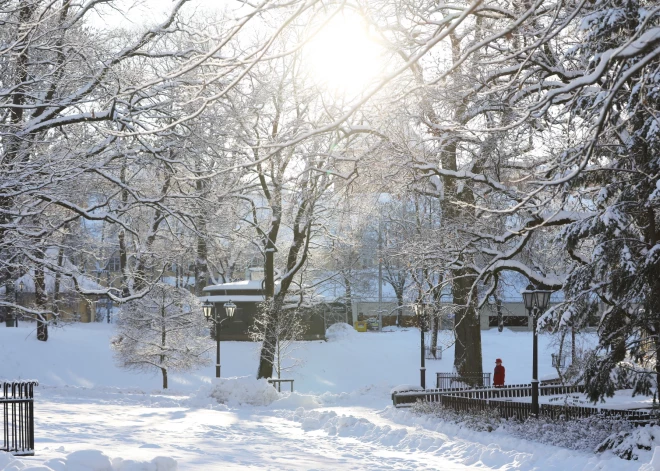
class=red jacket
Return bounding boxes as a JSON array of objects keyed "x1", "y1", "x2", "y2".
[{"x1": 494, "y1": 364, "x2": 505, "y2": 387}]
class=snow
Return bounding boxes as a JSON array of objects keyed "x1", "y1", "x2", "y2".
[
  {"x1": 202, "y1": 280, "x2": 265, "y2": 292},
  {"x1": 0, "y1": 450, "x2": 176, "y2": 471},
  {"x1": 0, "y1": 322, "x2": 656, "y2": 469}
]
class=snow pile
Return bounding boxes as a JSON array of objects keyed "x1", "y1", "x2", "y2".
[
  {"x1": 640, "y1": 446, "x2": 660, "y2": 471},
  {"x1": 0, "y1": 450, "x2": 176, "y2": 471},
  {"x1": 390, "y1": 384, "x2": 423, "y2": 395},
  {"x1": 206, "y1": 376, "x2": 280, "y2": 407},
  {"x1": 324, "y1": 322, "x2": 357, "y2": 341},
  {"x1": 597, "y1": 426, "x2": 660, "y2": 460}
]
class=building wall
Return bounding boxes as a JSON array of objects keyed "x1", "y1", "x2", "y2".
[{"x1": 351, "y1": 299, "x2": 534, "y2": 331}]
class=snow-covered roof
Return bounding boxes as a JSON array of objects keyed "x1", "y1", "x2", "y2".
[
  {"x1": 203, "y1": 280, "x2": 266, "y2": 292},
  {"x1": 201, "y1": 295, "x2": 265, "y2": 303}
]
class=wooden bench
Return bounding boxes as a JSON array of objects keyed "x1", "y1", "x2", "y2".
[{"x1": 268, "y1": 379, "x2": 294, "y2": 392}]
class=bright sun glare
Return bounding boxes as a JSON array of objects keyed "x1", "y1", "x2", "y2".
[{"x1": 305, "y1": 14, "x2": 384, "y2": 95}]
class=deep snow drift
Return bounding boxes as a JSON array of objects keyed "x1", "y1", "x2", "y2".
[{"x1": 0, "y1": 321, "x2": 655, "y2": 470}]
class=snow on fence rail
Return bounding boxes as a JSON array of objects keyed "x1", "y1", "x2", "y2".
[
  {"x1": 436, "y1": 372, "x2": 491, "y2": 389},
  {"x1": 428, "y1": 395, "x2": 660, "y2": 423},
  {"x1": 392, "y1": 383, "x2": 584, "y2": 407},
  {"x1": 1, "y1": 381, "x2": 37, "y2": 456},
  {"x1": 392, "y1": 383, "x2": 660, "y2": 423}
]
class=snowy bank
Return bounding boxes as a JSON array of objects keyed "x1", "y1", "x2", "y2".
[{"x1": 0, "y1": 450, "x2": 176, "y2": 471}]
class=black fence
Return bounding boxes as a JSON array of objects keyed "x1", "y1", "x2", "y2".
[
  {"x1": 425, "y1": 394, "x2": 660, "y2": 423},
  {"x1": 436, "y1": 372, "x2": 491, "y2": 389},
  {"x1": 2, "y1": 381, "x2": 37, "y2": 456},
  {"x1": 392, "y1": 383, "x2": 584, "y2": 407}
]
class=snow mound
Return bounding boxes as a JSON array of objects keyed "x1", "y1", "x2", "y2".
[
  {"x1": 271, "y1": 392, "x2": 322, "y2": 409},
  {"x1": 381, "y1": 326, "x2": 401, "y2": 332},
  {"x1": 207, "y1": 376, "x2": 280, "y2": 407},
  {"x1": 597, "y1": 426, "x2": 660, "y2": 460},
  {"x1": 640, "y1": 446, "x2": 660, "y2": 470},
  {"x1": 390, "y1": 384, "x2": 423, "y2": 395},
  {"x1": 0, "y1": 450, "x2": 177, "y2": 471},
  {"x1": 325, "y1": 322, "x2": 357, "y2": 341}
]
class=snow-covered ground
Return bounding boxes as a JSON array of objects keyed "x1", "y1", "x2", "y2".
[{"x1": 0, "y1": 322, "x2": 655, "y2": 470}]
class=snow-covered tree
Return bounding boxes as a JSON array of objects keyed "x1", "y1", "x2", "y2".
[
  {"x1": 111, "y1": 284, "x2": 209, "y2": 389},
  {"x1": 249, "y1": 299, "x2": 305, "y2": 379}
]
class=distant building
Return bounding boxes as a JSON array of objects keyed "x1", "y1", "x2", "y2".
[{"x1": 201, "y1": 274, "x2": 327, "y2": 341}]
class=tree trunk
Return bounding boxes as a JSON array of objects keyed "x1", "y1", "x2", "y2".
[
  {"x1": 35, "y1": 261, "x2": 48, "y2": 342},
  {"x1": 118, "y1": 166, "x2": 130, "y2": 297},
  {"x1": 194, "y1": 178, "x2": 209, "y2": 295},
  {"x1": 430, "y1": 314, "x2": 439, "y2": 358},
  {"x1": 53, "y1": 246, "x2": 65, "y2": 324},
  {"x1": 453, "y1": 269, "x2": 482, "y2": 376},
  {"x1": 160, "y1": 304, "x2": 167, "y2": 388},
  {"x1": 343, "y1": 273, "x2": 352, "y2": 324},
  {"x1": 396, "y1": 290, "x2": 404, "y2": 327},
  {"x1": 257, "y1": 297, "x2": 279, "y2": 379}
]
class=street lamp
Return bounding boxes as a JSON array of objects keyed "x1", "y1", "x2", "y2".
[
  {"x1": 413, "y1": 302, "x2": 426, "y2": 389},
  {"x1": 521, "y1": 285, "x2": 552, "y2": 417},
  {"x1": 203, "y1": 300, "x2": 236, "y2": 378}
]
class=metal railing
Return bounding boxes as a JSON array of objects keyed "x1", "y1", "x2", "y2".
[
  {"x1": 423, "y1": 394, "x2": 660, "y2": 423},
  {"x1": 436, "y1": 372, "x2": 491, "y2": 389},
  {"x1": 2, "y1": 381, "x2": 37, "y2": 456},
  {"x1": 392, "y1": 383, "x2": 584, "y2": 407}
]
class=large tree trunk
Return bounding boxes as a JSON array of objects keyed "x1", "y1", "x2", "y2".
[{"x1": 452, "y1": 269, "x2": 482, "y2": 376}]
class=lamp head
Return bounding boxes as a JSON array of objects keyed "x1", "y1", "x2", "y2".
[
  {"x1": 202, "y1": 301, "x2": 213, "y2": 322},
  {"x1": 224, "y1": 300, "x2": 236, "y2": 318}
]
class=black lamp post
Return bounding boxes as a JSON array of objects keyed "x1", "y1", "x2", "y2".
[
  {"x1": 521, "y1": 286, "x2": 552, "y2": 417},
  {"x1": 203, "y1": 299, "x2": 236, "y2": 378},
  {"x1": 413, "y1": 302, "x2": 426, "y2": 389}
]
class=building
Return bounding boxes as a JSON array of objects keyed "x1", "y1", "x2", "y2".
[{"x1": 201, "y1": 276, "x2": 327, "y2": 341}]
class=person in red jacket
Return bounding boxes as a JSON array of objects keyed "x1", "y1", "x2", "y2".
[{"x1": 494, "y1": 358, "x2": 505, "y2": 387}]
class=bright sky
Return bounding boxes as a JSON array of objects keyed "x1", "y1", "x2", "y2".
[{"x1": 304, "y1": 12, "x2": 386, "y2": 96}]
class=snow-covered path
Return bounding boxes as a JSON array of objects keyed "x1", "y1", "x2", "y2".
[
  {"x1": 26, "y1": 389, "x2": 470, "y2": 470},
  {"x1": 1, "y1": 323, "x2": 653, "y2": 470},
  {"x1": 12, "y1": 387, "x2": 640, "y2": 471}
]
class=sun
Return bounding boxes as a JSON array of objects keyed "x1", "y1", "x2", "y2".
[{"x1": 305, "y1": 13, "x2": 384, "y2": 95}]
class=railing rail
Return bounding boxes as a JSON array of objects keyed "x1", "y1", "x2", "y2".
[
  {"x1": 436, "y1": 372, "x2": 491, "y2": 389},
  {"x1": 392, "y1": 383, "x2": 585, "y2": 407},
  {"x1": 1, "y1": 381, "x2": 38, "y2": 456},
  {"x1": 427, "y1": 395, "x2": 660, "y2": 423}
]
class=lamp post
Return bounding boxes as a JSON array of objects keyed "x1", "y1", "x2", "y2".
[
  {"x1": 413, "y1": 302, "x2": 426, "y2": 389},
  {"x1": 203, "y1": 299, "x2": 236, "y2": 378},
  {"x1": 521, "y1": 286, "x2": 552, "y2": 417}
]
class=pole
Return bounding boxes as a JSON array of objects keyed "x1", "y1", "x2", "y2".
[
  {"x1": 215, "y1": 310, "x2": 221, "y2": 378},
  {"x1": 378, "y1": 216, "x2": 383, "y2": 332},
  {"x1": 420, "y1": 323, "x2": 426, "y2": 389},
  {"x1": 531, "y1": 307, "x2": 539, "y2": 416},
  {"x1": 106, "y1": 272, "x2": 111, "y2": 323}
]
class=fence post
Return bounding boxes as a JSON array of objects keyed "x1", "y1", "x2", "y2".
[{"x1": 1, "y1": 381, "x2": 37, "y2": 456}]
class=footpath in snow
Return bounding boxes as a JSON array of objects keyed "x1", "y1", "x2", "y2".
[{"x1": 0, "y1": 322, "x2": 656, "y2": 470}]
